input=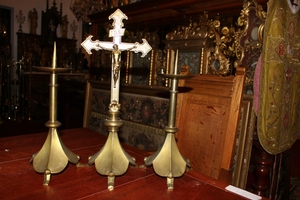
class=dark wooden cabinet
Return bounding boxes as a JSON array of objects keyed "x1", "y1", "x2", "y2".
[
  {"x1": 17, "y1": 33, "x2": 77, "y2": 69},
  {"x1": 14, "y1": 1, "x2": 87, "y2": 127}
]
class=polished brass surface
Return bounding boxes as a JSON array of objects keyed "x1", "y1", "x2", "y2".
[
  {"x1": 30, "y1": 42, "x2": 80, "y2": 185},
  {"x1": 81, "y1": 9, "x2": 151, "y2": 190},
  {"x1": 144, "y1": 51, "x2": 193, "y2": 189}
]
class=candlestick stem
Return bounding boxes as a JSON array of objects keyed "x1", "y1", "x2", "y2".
[{"x1": 174, "y1": 49, "x2": 178, "y2": 75}]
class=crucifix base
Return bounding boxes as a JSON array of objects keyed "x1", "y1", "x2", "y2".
[
  {"x1": 30, "y1": 123, "x2": 80, "y2": 185},
  {"x1": 88, "y1": 110, "x2": 136, "y2": 190}
]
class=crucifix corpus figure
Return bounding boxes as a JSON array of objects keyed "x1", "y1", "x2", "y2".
[
  {"x1": 97, "y1": 43, "x2": 136, "y2": 87},
  {"x1": 111, "y1": 44, "x2": 122, "y2": 87}
]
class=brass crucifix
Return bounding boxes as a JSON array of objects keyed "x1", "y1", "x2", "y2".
[{"x1": 81, "y1": 9, "x2": 152, "y2": 190}]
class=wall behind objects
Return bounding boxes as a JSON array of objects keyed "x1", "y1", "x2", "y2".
[{"x1": 0, "y1": 0, "x2": 82, "y2": 61}]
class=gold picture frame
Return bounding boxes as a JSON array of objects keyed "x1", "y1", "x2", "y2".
[
  {"x1": 163, "y1": 39, "x2": 211, "y2": 79},
  {"x1": 232, "y1": 95, "x2": 256, "y2": 189}
]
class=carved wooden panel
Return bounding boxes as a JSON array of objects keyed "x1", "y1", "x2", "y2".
[{"x1": 176, "y1": 67, "x2": 246, "y2": 180}]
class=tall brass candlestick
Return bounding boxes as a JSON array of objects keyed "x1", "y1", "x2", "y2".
[
  {"x1": 30, "y1": 42, "x2": 80, "y2": 185},
  {"x1": 144, "y1": 50, "x2": 193, "y2": 189}
]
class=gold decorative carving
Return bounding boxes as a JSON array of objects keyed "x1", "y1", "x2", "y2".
[
  {"x1": 166, "y1": 15, "x2": 209, "y2": 40},
  {"x1": 208, "y1": 44, "x2": 230, "y2": 75},
  {"x1": 234, "y1": 0, "x2": 266, "y2": 86},
  {"x1": 206, "y1": 15, "x2": 236, "y2": 75},
  {"x1": 165, "y1": 12, "x2": 236, "y2": 76}
]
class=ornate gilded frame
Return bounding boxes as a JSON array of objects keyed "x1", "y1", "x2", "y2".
[
  {"x1": 163, "y1": 13, "x2": 240, "y2": 79},
  {"x1": 164, "y1": 41, "x2": 209, "y2": 75},
  {"x1": 232, "y1": 0, "x2": 267, "y2": 189},
  {"x1": 234, "y1": 0, "x2": 266, "y2": 93},
  {"x1": 232, "y1": 95, "x2": 256, "y2": 189},
  {"x1": 163, "y1": 16, "x2": 214, "y2": 81}
]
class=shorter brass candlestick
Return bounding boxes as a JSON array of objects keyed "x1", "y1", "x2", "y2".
[
  {"x1": 144, "y1": 70, "x2": 193, "y2": 189},
  {"x1": 30, "y1": 42, "x2": 80, "y2": 185}
]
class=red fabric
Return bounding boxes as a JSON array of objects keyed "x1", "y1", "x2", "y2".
[{"x1": 253, "y1": 55, "x2": 262, "y2": 115}]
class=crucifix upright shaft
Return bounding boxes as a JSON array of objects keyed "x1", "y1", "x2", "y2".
[{"x1": 81, "y1": 9, "x2": 152, "y2": 190}]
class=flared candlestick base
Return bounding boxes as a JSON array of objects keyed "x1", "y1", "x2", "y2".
[
  {"x1": 88, "y1": 110, "x2": 136, "y2": 190},
  {"x1": 30, "y1": 127, "x2": 80, "y2": 185},
  {"x1": 88, "y1": 130, "x2": 136, "y2": 190},
  {"x1": 144, "y1": 131, "x2": 190, "y2": 189}
]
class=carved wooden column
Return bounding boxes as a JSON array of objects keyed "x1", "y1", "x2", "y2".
[{"x1": 252, "y1": 139, "x2": 274, "y2": 197}]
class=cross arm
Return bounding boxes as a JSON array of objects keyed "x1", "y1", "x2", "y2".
[
  {"x1": 121, "y1": 39, "x2": 152, "y2": 58},
  {"x1": 81, "y1": 35, "x2": 114, "y2": 54},
  {"x1": 81, "y1": 36, "x2": 152, "y2": 58}
]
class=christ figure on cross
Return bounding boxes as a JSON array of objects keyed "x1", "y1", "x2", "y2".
[{"x1": 97, "y1": 43, "x2": 136, "y2": 87}]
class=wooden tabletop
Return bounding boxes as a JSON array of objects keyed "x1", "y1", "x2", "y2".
[{"x1": 0, "y1": 128, "x2": 255, "y2": 200}]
